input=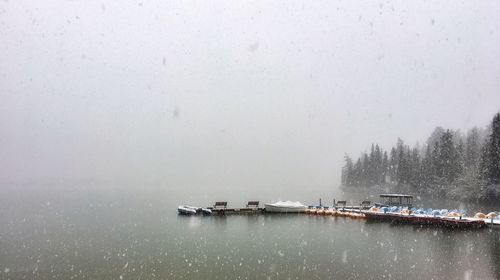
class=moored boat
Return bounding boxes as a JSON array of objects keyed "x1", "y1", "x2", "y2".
[
  {"x1": 264, "y1": 201, "x2": 307, "y2": 213},
  {"x1": 325, "y1": 208, "x2": 335, "y2": 215},
  {"x1": 201, "y1": 208, "x2": 212, "y2": 215},
  {"x1": 178, "y1": 205, "x2": 199, "y2": 215}
]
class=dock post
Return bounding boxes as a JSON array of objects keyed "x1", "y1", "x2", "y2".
[{"x1": 319, "y1": 198, "x2": 322, "y2": 207}]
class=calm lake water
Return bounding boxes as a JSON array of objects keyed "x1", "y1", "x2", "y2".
[{"x1": 0, "y1": 185, "x2": 499, "y2": 280}]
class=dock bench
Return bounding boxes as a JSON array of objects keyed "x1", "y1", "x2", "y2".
[
  {"x1": 361, "y1": 200, "x2": 371, "y2": 208},
  {"x1": 213, "y1": 202, "x2": 227, "y2": 210},
  {"x1": 246, "y1": 201, "x2": 259, "y2": 209}
]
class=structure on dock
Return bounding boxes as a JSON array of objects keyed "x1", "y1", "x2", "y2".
[
  {"x1": 332, "y1": 200, "x2": 372, "y2": 211},
  {"x1": 209, "y1": 201, "x2": 265, "y2": 215},
  {"x1": 376, "y1": 194, "x2": 413, "y2": 208}
]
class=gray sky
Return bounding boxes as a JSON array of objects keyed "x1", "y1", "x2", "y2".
[{"x1": 1, "y1": 1, "x2": 499, "y2": 193}]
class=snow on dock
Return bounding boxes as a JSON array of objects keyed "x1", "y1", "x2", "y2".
[{"x1": 177, "y1": 197, "x2": 500, "y2": 229}]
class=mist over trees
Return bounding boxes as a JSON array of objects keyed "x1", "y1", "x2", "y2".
[{"x1": 341, "y1": 112, "x2": 500, "y2": 201}]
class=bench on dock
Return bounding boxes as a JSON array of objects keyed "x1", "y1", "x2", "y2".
[
  {"x1": 246, "y1": 201, "x2": 259, "y2": 209},
  {"x1": 360, "y1": 201, "x2": 371, "y2": 208},
  {"x1": 213, "y1": 202, "x2": 227, "y2": 210}
]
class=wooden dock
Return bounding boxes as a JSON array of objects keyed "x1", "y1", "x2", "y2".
[
  {"x1": 363, "y1": 211, "x2": 487, "y2": 229},
  {"x1": 178, "y1": 198, "x2": 499, "y2": 230},
  {"x1": 208, "y1": 201, "x2": 265, "y2": 215},
  {"x1": 209, "y1": 207, "x2": 265, "y2": 215}
]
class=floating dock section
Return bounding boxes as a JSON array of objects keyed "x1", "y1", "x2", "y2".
[
  {"x1": 362, "y1": 211, "x2": 486, "y2": 229},
  {"x1": 208, "y1": 201, "x2": 265, "y2": 215}
]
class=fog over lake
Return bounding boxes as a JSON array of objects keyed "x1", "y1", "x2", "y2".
[
  {"x1": 2, "y1": 1, "x2": 500, "y2": 195},
  {"x1": 1, "y1": 2, "x2": 500, "y2": 279}
]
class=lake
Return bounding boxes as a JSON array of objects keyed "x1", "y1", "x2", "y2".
[{"x1": 0, "y1": 184, "x2": 499, "y2": 279}]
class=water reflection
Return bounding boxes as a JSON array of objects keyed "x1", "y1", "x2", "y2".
[
  {"x1": 0, "y1": 187, "x2": 499, "y2": 279},
  {"x1": 491, "y1": 235, "x2": 500, "y2": 279}
]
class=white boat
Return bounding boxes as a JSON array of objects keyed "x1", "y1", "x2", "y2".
[
  {"x1": 178, "y1": 205, "x2": 199, "y2": 215},
  {"x1": 201, "y1": 208, "x2": 212, "y2": 215},
  {"x1": 264, "y1": 201, "x2": 307, "y2": 213}
]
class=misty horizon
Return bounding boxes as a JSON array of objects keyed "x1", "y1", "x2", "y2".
[{"x1": 1, "y1": 1, "x2": 500, "y2": 192}]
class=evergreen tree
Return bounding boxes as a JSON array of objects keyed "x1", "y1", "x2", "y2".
[
  {"x1": 409, "y1": 147, "x2": 421, "y2": 187},
  {"x1": 340, "y1": 112, "x2": 499, "y2": 201},
  {"x1": 465, "y1": 127, "x2": 481, "y2": 171},
  {"x1": 421, "y1": 144, "x2": 434, "y2": 188},
  {"x1": 397, "y1": 144, "x2": 410, "y2": 185},
  {"x1": 374, "y1": 144, "x2": 383, "y2": 184},
  {"x1": 389, "y1": 147, "x2": 397, "y2": 183},
  {"x1": 480, "y1": 112, "x2": 500, "y2": 184},
  {"x1": 456, "y1": 138, "x2": 465, "y2": 175},
  {"x1": 438, "y1": 130, "x2": 461, "y2": 183},
  {"x1": 427, "y1": 127, "x2": 445, "y2": 148},
  {"x1": 431, "y1": 140, "x2": 441, "y2": 179},
  {"x1": 342, "y1": 155, "x2": 354, "y2": 186},
  {"x1": 368, "y1": 144, "x2": 376, "y2": 185},
  {"x1": 382, "y1": 151, "x2": 388, "y2": 184},
  {"x1": 354, "y1": 158, "x2": 362, "y2": 185},
  {"x1": 362, "y1": 153, "x2": 369, "y2": 185}
]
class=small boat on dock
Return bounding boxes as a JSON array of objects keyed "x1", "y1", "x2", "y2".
[
  {"x1": 325, "y1": 208, "x2": 335, "y2": 215},
  {"x1": 201, "y1": 208, "x2": 212, "y2": 215},
  {"x1": 264, "y1": 201, "x2": 307, "y2": 213},
  {"x1": 467, "y1": 212, "x2": 500, "y2": 228},
  {"x1": 178, "y1": 205, "x2": 200, "y2": 215}
]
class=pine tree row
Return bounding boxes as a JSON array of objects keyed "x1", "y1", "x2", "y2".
[{"x1": 341, "y1": 112, "x2": 500, "y2": 190}]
